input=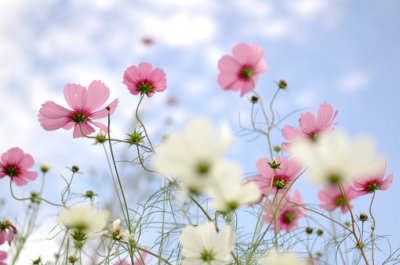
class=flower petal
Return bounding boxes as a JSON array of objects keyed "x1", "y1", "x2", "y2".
[
  {"x1": 85, "y1": 80, "x2": 110, "y2": 112},
  {"x1": 64, "y1": 83, "x2": 87, "y2": 110}
]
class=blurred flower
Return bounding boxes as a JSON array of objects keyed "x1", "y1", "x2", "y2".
[
  {"x1": 257, "y1": 250, "x2": 307, "y2": 265},
  {"x1": 0, "y1": 220, "x2": 17, "y2": 246},
  {"x1": 141, "y1": 36, "x2": 155, "y2": 46},
  {"x1": 207, "y1": 162, "x2": 261, "y2": 213},
  {"x1": 318, "y1": 185, "x2": 358, "y2": 213},
  {"x1": 353, "y1": 162, "x2": 393, "y2": 195},
  {"x1": 38, "y1": 81, "x2": 118, "y2": 138},
  {"x1": 0, "y1": 250, "x2": 6, "y2": 265},
  {"x1": 289, "y1": 130, "x2": 384, "y2": 185},
  {"x1": 282, "y1": 103, "x2": 338, "y2": 150},
  {"x1": 58, "y1": 206, "x2": 109, "y2": 246},
  {"x1": 180, "y1": 222, "x2": 235, "y2": 265},
  {"x1": 250, "y1": 157, "x2": 302, "y2": 195},
  {"x1": 154, "y1": 117, "x2": 233, "y2": 194},
  {"x1": 123, "y1": 62, "x2": 166, "y2": 97},
  {"x1": 110, "y1": 219, "x2": 130, "y2": 242},
  {"x1": 217, "y1": 43, "x2": 268, "y2": 97},
  {"x1": 264, "y1": 191, "x2": 306, "y2": 232},
  {"x1": 0, "y1": 147, "x2": 38, "y2": 186}
]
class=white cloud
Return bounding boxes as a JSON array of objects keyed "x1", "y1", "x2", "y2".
[{"x1": 338, "y1": 72, "x2": 371, "y2": 93}]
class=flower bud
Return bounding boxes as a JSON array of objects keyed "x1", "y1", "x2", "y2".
[
  {"x1": 316, "y1": 229, "x2": 323, "y2": 236},
  {"x1": 71, "y1": 165, "x2": 79, "y2": 173},
  {"x1": 359, "y1": 213, "x2": 368, "y2": 222},
  {"x1": 278, "y1": 80, "x2": 287, "y2": 89},
  {"x1": 68, "y1": 255, "x2": 77, "y2": 264},
  {"x1": 250, "y1": 95, "x2": 259, "y2": 104},
  {"x1": 305, "y1": 227, "x2": 313, "y2": 234},
  {"x1": 273, "y1": 146, "x2": 281, "y2": 152},
  {"x1": 94, "y1": 131, "x2": 107, "y2": 144},
  {"x1": 40, "y1": 163, "x2": 50, "y2": 174}
]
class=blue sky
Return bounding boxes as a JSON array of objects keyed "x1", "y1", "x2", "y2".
[{"x1": 0, "y1": 0, "x2": 399, "y2": 263}]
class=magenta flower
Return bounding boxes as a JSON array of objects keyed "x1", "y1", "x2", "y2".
[
  {"x1": 250, "y1": 157, "x2": 302, "y2": 195},
  {"x1": 123, "y1": 62, "x2": 166, "y2": 97},
  {"x1": 0, "y1": 250, "x2": 6, "y2": 265},
  {"x1": 264, "y1": 191, "x2": 306, "y2": 232},
  {"x1": 0, "y1": 147, "x2": 38, "y2": 186},
  {"x1": 282, "y1": 103, "x2": 338, "y2": 149},
  {"x1": 217, "y1": 43, "x2": 268, "y2": 97},
  {"x1": 318, "y1": 185, "x2": 358, "y2": 214},
  {"x1": 0, "y1": 220, "x2": 17, "y2": 246},
  {"x1": 38, "y1": 80, "x2": 118, "y2": 138},
  {"x1": 353, "y1": 163, "x2": 393, "y2": 196}
]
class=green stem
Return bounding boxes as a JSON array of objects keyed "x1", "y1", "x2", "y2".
[{"x1": 369, "y1": 191, "x2": 376, "y2": 265}]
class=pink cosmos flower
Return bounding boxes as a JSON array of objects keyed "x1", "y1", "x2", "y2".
[
  {"x1": 0, "y1": 250, "x2": 6, "y2": 265},
  {"x1": 282, "y1": 103, "x2": 338, "y2": 149},
  {"x1": 217, "y1": 43, "x2": 268, "y2": 97},
  {"x1": 250, "y1": 157, "x2": 302, "y2": 196},
  {"x1": 318, "y1": 185, "x2": 358, "y2": 214},
  {"x1": 0, "y1": 220, "x2": 17, "y2": 246},
  {"x1": 113, "y1": 252, "x2": 147, "y2": 265},
  {"x1": 0, "y1": 147, "x2": 38, "y2": 186},
  {"x1": 264, "y1": 191, "x2": 306, "y2": 232},
  {"x1": 353, "y1": 163, "x2": 393, "y2": 196},
  {"x1": 38, "y1": 80, "x2": 118, "y2": 138},
  {"x1": 123, "y1": 62, "x2": 166, "y2": 97}
]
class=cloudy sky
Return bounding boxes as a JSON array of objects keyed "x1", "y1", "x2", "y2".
[{"x1": 0, "y1": 0, "x2": 399, "y2": 263}]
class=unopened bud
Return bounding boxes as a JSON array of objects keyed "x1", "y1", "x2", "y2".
[
  {"x1": 40, "y1": 163, "x2": 50, "y2": 174},
  {"x1": 305, "y1": 227, "x2": 313, "y2": 234},
  {"x1": 278, "y1": 80, "x2": 287, "y2": 89},
  {"x1": 359, "y1": 213, "x2": 368, "y2": 222},
  {"x1": 71, "y1": 165, "x2": 79, "y2": 173},
  {"x1": 250, "y1": 95, "x2": 259, "y2": 104}
]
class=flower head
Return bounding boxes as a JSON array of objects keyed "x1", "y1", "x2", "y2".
[
  {"x1": 257, "y1": 250, "x2": 307, "y2": 265},
  {"x1": 123, "y1": 62, "x2": 166, "y2": 97},
  {"x1": 250, "y1": 157, "x2": 302, "y2": 195},
  {"x1": 289, "y1": 130, "x2": 384, "y2": 185},
  {"x1": 264, "y1": 191, "x2": 306, "y2": 232},
  {"x1": 180, "y1": 222, "x2": 235, "y2": 265},
  {"x1": 0, "y1": 147, "x2": 38, "y2": 186},
  {"x1": 0, "y1": 220, "x2": 17, "y2": 246},
  {"x1": 217, "y1": 43, "x2": 268, "y2": 97},
  {"x1": 282, "y1": 103, "x2": 338, "y2": 149},
  {"x1": 207, "y1": 162, "x2": 261, "y2": 213},
  {"x1": 318, "y1": 185, "x2": 358, "y2": 213},
  {"x1": 38, "y1": 80, "x2": 118, "y2": 138},
  {"x1": 58, "y1": 206, "x2": 109, "y2": 247},
  {"x1": 154, "y1": 117, "x2": 233, "y2": 194},
  {"x1": 110, "y1": 219, "x2": 130, "y2": 242},
  {"x1": 353, "y1": 162, "x2": 393, "y2": 196}
]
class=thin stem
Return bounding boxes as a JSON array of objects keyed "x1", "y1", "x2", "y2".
[
  {"x1": 135, "y1": 95, "x2": 154, "y2": 151},
  {"x1": 369, "y1": 191, "x2": 376, "y2": 265},
  {"x1": 338, "y1": 184, "x2": 369, "y2": 265},
  {"x1": 9, "y1": 180, "x2": 62, "y2": 207},
  {"x1": 137, "y1": 246, "x2": 173, "y2": 265},
  {"x1": 106, "y1": 112, "x2": 135, "y2": 264}
]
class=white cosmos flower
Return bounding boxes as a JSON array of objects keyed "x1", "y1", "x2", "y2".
[
  {"x1": 110, "y1": 219, "x2": 130, "y2": 241},
  {"x1": 58, "y1": 206, "x2": 109, "y2": 241},
  {"x1": 207, "y1": 162, "x2": 261, "y2": 213},
  {"x1": 154, "y1": 117, "x2": 233, "y2": 194},
  {"x1": 289, "y1": 130, "x2": 384, "y2": 185},
  {"x1": 257, "y1": 250, "x2": 307, "y2": 265},
  {"x1": 180, "y1": 222, "x2": 235, "y2": 265}
]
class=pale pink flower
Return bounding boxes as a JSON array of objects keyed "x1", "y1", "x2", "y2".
[
  {"x1": 282, "y1": 103, "x2": 338, "y2": 149},
  {"x1": 0, "y1": 220, "x2": 17, "y2": 246},
  {"x1": 264, "y1": 191, "x2": 306, "y2": 232},
  {"x1": 113, "y1": 252, "x2": 148, "y2": 265},
  {"x1": 217, "y1": 43, "x2": 268, "y2": 97},
  {"x1": 318, "y1": 185, "x2": 358, "y2": 213},
  {"x1": 123, "y1": 62, "x2": 166, "y2": 97},
  {"x1": 0, "y1": 250, "x2": 7, "y2": 265},
  {"x1": 353, "y1": 162, "x2": 393, "y2": 196},
  {"x1": 38, "y1": 81, "x2": 118, "y2": 138},
  {"x1": 250, "y1": 157, "x2": 302, "y2": 196},
  {"x1": 0, "y1": 147, "x2": 38, "y2": 186}
]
